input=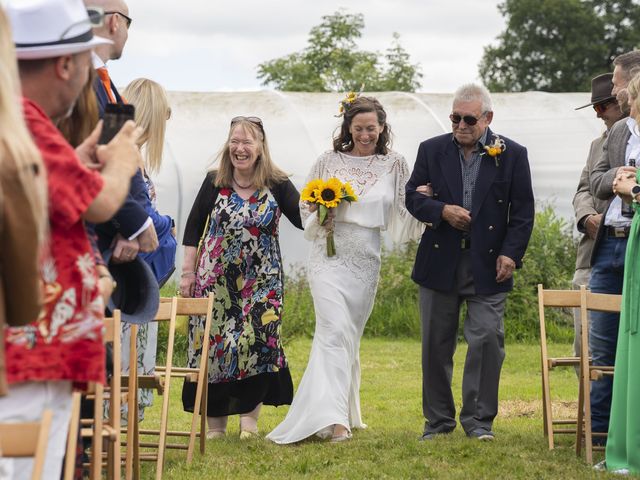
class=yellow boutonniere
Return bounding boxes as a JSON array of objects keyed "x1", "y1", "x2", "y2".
[{"x1": 483, "y1": 135, "x2": 506, "y2": 167}]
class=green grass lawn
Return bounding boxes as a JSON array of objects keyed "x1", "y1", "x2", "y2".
[{"x1": 136, "y1": 340, "x2": 617, "y2": 479}]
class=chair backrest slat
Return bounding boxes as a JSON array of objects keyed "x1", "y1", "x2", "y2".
[
  {"x1": 585, "y1": 292, "x2": 622, "y2": 313},
  {"x1": 175, "y1": 297, "x2": 212, "y2": 316},
  {"x1": 540, "y1": 289, "x2": 582, "y2": 308},
  {"x1": 155, "y1": 301, "x2": 175, "y2": 321},
  {"x1": 0, "y1": 409, "x2": 52, "y2": 459}
]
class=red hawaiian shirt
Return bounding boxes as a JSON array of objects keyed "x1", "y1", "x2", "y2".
[{"x1": 4, "y1": 98, "x2": 106, "y2": 385}]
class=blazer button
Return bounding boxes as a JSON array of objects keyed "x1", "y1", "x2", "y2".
[
  {"x1": 498, "y1": 199, "x2": 503, "y2": 204},
  {"x1": 434, "y1": 243, "x2": 439, "y2": 249},
  {"x1": 489, "y1": 249, "x2": 494, "y2": 253},
  {"x1": 488, "y1": 225, "x2": 494, "y2": 230}
]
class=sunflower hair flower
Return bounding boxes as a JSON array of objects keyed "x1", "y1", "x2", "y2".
[
  {"x1": 334, "y1": 84, "x2": 365, "y2": 117},
  {"x1": 301, "y1": 177, "x2": 358, "y2": 256}
]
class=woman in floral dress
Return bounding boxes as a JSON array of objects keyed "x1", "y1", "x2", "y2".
[{"x1": 179, "y1": 117, "x2": 301, "y2": 438}]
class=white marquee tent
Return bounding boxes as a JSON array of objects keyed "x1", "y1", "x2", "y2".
[{"x1": 152, "y1": 91, "x2": 605, "y2": 271}]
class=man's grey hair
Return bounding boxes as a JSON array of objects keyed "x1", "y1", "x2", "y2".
[
  {"x1": 613, "y1": 50, "x2": 640, "y2": 80},
  {"x1": 453, "y1": 83, "x2": 493, "y2": 113}
]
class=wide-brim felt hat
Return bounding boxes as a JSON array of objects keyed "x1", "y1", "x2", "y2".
[
  {"x1": 575, "y1": 73, "x2": 616, "y2": 110},
  {"x1": 103, "y1": 249, "x2": 160, "y2": 325},
  {"x1": 7, "y1": 0, "x2": 112, "y2": 60}
]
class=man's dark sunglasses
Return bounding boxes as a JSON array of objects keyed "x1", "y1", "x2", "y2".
[
  {"x1": 231, "y1": 116, "x2": 264, "y2": 132},
  {"x1": 593, "y1": 100, "x2": 617, "y2": 115},
  {"x1": 105, "y1": 10, "x2": 132, "y2": 29},
  {"x1": 449, "y1": 112, "x2": 486, "y2": 126}
]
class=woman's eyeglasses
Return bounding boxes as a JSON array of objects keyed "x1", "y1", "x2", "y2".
[
  {"x1": 449, "y1": 112, "x2": 486, "y2": 126},
  {"x1": 593, "y1": 100, "x2": 617, "y2": 115},
  {"x1": 231, "y1": 116, "x2": 264, "y2": 133}
]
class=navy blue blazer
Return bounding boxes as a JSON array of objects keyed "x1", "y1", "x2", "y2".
[
  {"x1": 405, "y1": 128, "x2": 534, "y2": 294},
  {"x1": 93, "y1": 73, "x2": 149, "y2": 251}
]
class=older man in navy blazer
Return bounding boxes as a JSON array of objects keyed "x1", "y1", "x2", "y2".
[{"x1": 406, "y1": 83, "x2": 534, "y2": 441}]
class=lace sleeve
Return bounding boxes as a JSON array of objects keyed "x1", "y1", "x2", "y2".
[
  {"x1": 300, "y1": 151, "x2": 330, "y2": 241},
  {"x1": 388, "y1": 152, "x2": 424, "y2": 243}
]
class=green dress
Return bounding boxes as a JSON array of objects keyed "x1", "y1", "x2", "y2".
[{"x1": 606, "y1": 173, "x2": 640, "y2": 474}]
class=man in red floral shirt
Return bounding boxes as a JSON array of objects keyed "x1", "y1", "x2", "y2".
[{"x1": 0, "y1": 0, "x2": 142, "y2": 478}]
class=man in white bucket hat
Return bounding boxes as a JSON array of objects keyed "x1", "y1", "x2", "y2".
[{"x1": 0, "y1": 1, "x2": 142, "y2": 478}]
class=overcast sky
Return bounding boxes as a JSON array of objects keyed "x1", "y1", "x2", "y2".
[{"x1": 109, "y1": 0, "x2": 504, "y2": 93}]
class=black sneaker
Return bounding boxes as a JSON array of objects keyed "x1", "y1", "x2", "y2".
[
  {"x1": 420, "y1": 430, "x2": 453, "y2": 441},
  {"x1": 467, "y1": 429, "x2": 495, "y2": 441}
]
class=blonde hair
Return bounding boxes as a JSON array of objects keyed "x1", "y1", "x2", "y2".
[
  {"x1": 628, "y1": 71, "x2": 640, "y2": 124},
  {"x1": 122, "y1": 78, "x2": 170, "y2": 174},
  {"x1": 211, "y1": 119, "x2": 288, "y2": 190},
  {"x1": 0, "y1": 7, "x2": 46, "y2": 241}
]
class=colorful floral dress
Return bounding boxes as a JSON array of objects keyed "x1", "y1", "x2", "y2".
[{"x1": 182, "y1": 181, "x2": 299, "y2": 417}]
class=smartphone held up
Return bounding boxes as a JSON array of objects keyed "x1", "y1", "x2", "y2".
[{"x1": 98, "y1": 104, "x2": 135, "y2": 145}]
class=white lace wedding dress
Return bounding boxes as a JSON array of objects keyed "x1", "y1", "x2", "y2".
[{"x1": 266, "y1": 150, "x2": 422, "y2": 444}]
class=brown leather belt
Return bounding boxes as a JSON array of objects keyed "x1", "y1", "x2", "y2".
[{"x1": 606, "y1": 226, "x2": 630, "y2": 238}]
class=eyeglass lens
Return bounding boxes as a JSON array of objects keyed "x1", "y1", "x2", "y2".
[
  {"x1": 593, "y1": 101, "x2": 614, "y2": 114},
  {"x1": 86, "y1": 7, "x2": 104, "y2": 26},
  {"x1": 449, "y1": 113, "x2": 480, "y2": 126}
]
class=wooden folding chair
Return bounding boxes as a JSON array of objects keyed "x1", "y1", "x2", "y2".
[
  {"x1": 124, "y1": 294, "x2": 214, "y2": 480},
  {"x1": 576, "y1": 287, "x2": 621, "y2": 464},
  {"x1": 537, "y1": 284, "x2": 583, "y2": 449},
  {"x1": 0, "y1": 409, "x2": 53, "y2": 480},
  {"x1": 81, "y1": 310, "x2": 123, "y2": 479}
]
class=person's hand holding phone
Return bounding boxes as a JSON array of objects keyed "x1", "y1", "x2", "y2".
[{"x1": 96, "y1": 120, "x2": 143, "y2": 179}]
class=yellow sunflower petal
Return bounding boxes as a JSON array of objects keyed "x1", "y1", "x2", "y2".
[
  {"x1": 301, "y1": 178, "x2": 324, "y2": 203},
  {"x1": 316, "y1": 178, "x2": 342, "y2": 208},
  {"x1": 341, "y1": 182, "x2": 358, "y2": 202}
]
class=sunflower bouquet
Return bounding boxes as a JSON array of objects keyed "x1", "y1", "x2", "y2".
[{"x1": 301, "y1": 177, "x2": 358, "y2": 257}]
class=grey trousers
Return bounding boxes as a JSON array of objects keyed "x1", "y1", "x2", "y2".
[{"x1": 419, "y1": 251, "x2": 507, "y2": 434}]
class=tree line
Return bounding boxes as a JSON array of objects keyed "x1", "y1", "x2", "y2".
[{"x1": 256, "y1": 2, "x2": 640, "y2": 93}]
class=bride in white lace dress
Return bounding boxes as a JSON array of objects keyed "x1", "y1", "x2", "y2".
[{"x1": 267, "y1": 96, "x2": 422, "y2": 444}]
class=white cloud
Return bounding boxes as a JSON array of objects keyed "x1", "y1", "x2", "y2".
[{"x1": 110, "y1": 0, "x2": 504, "y2": 93}]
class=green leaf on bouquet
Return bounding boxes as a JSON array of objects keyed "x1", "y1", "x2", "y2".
[
  {"x1": 343, "y1": 195, "x2": 357, "y2": 202},
  {"x1": 318, "y1": 204, "x2": 328, "y2": 225}
]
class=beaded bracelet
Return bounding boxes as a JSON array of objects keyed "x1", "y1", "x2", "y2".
[{"x1": 181, "y1": 271, "x2": 196, "y2": 277}]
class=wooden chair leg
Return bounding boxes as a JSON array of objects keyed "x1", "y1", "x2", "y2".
[
  {"x1": 199, "y1": 370, "x2": 207, "y2": 455},
  {"x1": 30, "y1": 410, "x2": 53, "y2": 480},
  {"x1": 63, "y1": 392, "x2": 81, "y2": 480},
  {"x1": 90, "y1": 385, "x2": 104, "y2": 480},
  {"x1": 125, "y1": 324, "x2": 138, "y2": 480},
  {"x1": 576, "y1": 369, "x2": 584, "y2": 457},
  {"x1": 130, "y1": 382, "x2": 141, "y2": 480},
  {"x1": 155, "y1": 298, "x2": 177, "y2": 480}
]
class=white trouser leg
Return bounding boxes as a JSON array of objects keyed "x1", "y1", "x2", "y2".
[{"x1": 0, "y1": 381, "x2": 72, "y2": 480}]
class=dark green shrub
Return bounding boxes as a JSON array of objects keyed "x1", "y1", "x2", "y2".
[
  {"x1": 504, "y1": 205, "x2": 577, "y2": 342},
  {"x1": 283, "y1": 205, "x2": 576, "y2": 343}
]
